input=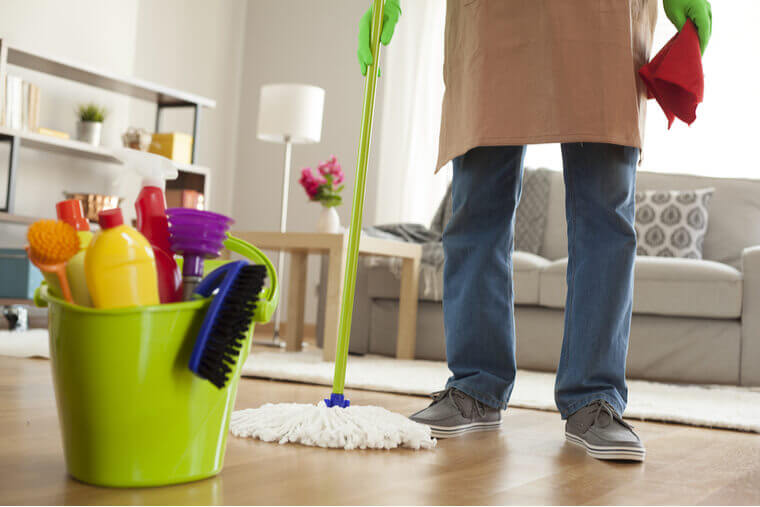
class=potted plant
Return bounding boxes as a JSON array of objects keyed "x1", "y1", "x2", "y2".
[
  {"x1": 299, "y1": 155, "x2": 345, "y2": 233},
  {"x1": 76, "y1": 103, "x2": 107, "y2": 146}
]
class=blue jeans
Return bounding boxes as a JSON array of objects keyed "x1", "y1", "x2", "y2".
[{"x1": 442, "y1": 143, "x2": 638, "y2": 418}]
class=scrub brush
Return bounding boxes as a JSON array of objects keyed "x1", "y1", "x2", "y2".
[
  {"x1": 189, "y1": 260, "x2": 267, "y2": 388},
  {"x1": 26, "y1": 220, "x2": 80, "y2": 303}
]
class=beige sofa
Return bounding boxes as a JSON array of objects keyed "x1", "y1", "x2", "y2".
[{"x1": 321, "y1": 169, "x2": 760, "y2": 387}]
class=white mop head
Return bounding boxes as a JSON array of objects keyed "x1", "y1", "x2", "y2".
[{"x1": 230, "y1": 402, "x2": 436, "y2": 450}]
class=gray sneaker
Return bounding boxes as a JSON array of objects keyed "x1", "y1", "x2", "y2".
[
  {"x1": 565, "y1": 400, "x2": 645, "y2": 461},
  {"x1": 409, "y1": 387, "x2": 502, "y2": 438}
]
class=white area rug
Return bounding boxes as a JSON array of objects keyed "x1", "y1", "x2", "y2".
[
  {"x1": 0, "y1": 329, "x2": 50, "y2": 358},
  {"x1": 242, "y1": 348, "x2": 760, "y2": 433},
  {"x1": 4, "y1": 331, "x2": 758, "y2": 432}
]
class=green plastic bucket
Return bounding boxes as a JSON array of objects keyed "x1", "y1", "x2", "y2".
[{"x1": 35, "y1": 235, "x2": 278, "y2": 488}]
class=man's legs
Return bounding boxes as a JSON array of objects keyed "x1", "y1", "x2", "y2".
[
  {"x1": 442, "y1": 145, "x2": 526, "y2": 410},
  {"x1": 555, "y1": 142, "x2": 639, "y2": 418}
]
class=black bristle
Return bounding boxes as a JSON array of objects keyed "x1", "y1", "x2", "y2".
[{"x1": 197, "y1": 264, "x2": 267, "y2": 388}]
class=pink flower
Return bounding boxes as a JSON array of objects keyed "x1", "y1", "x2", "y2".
[
  {"x1": 300, "y1": 157, "x2": 345, "y2": 206},
  {"x1": 333, "y1": 166, "x2": 344, "y2": 184},
  {"x1": 299, "y1": 167, "x2": 321, "y2": 199},
  {"x1": 317, "y1": 156, "x2": 344, "y2": 185}
]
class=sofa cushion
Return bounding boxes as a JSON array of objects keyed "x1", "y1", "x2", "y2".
[
  {"x1": 514, "y1": 168, "x2": 552, "y2": 255},
  {"x1": 366, "y1": 250, "x2": 550, "y2": 305},
  {"x1": 512, "y1": 251, "x2": 551, "y2": 304},
  {"x1": 539, "y1": 256, "x2": 743, "y2": 319}
]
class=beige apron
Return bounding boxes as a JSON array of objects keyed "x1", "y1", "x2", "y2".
[{"x1": 437, "y1": 0, "x2": 658, "y2": 171}]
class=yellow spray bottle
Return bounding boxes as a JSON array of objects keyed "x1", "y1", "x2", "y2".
[
  {"x1": 56, "y1": 199, "x2": 92, "y2": 306},
  {"x1": 85, "y1": 208, "x2": 159, "y2": 309}
]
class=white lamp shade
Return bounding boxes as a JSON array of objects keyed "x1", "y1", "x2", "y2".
[{"x1": 257, "y1": 83, "x2": 325, "y2": 144}]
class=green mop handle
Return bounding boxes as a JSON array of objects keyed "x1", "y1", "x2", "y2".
[{"x1": 332, "y1": 0, "x2": 384, "y2": 395}]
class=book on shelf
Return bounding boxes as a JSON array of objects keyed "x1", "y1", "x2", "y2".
[
  {"x1": 21, "y1": 81, "x2": 29, "y2": 130},
  {"x1": 36, "y1": 127, "x2": 69, "y2": 139},
  {"x1": 3, "y1": 75, "x2": 21, "y2": 128},
  {"x1": 27, "y1": 83, "x2": 40, "y2": 131},
  {"x1": 2, "y1": 74, "x2": 40, "y2": 131}
]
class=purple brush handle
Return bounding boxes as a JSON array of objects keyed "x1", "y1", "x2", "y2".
[
  {"x1": 182, "y1": 254, "x2": 205, "y2": 280},
  {"x1": 166, "y1": 208, "x2": 234, "y2": 298}
]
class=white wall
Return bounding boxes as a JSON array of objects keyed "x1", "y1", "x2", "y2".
[
  {"x1": 131, "y1": 0, "x2": 247, "y2": 216},
  {"x1": 0, "y1": 0, "x2": 139, "y2": 247},
  {"x1": 234, "y1": 0, "x2": 381, "y2": 324},
  {"x1": 0, "y1": 0, "x2": 247, "y2": 250}
]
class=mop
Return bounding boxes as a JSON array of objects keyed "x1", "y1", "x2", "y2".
[{"x1": 229, "y1": 0, "x2": 436, "y2": 450}]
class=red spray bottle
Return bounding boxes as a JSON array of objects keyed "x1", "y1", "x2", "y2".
[{"x1": 117, "y1": 148, "x2": 183, "y2": 303}]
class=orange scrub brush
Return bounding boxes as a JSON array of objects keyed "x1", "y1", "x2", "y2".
[{"x1": 26, "y1": 220, "x2": 80, "y2": 303}]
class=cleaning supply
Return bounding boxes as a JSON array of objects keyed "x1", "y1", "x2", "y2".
[
  {"x1": 115, "y1": 147, "x2": 182, "y2": 303},
  {"x1": 189, "y1": 260, "x2": 267, "y2": 388},
  {"x1": 85, "y1": 208, "x2": 160, "y2": 309},
  {"x1": 166, "y1": 208, "x2": 234, "y2": 300},
  {"x1": 56, "y1": 199, "x2": 92, "y2": 306},
  {"x1": 136, "y1": 187, "x2": 182, "y2": 303},
  {"x1": 228, "y1": 0, "x2": 435, "y2": 451},
  {"x1": 639, "y1": 19, "x2": 704, "y2": 128},
  {"x1": 26, "y1": 220, "x2": 79, "y2": 303},
  {"x1": 34, "y1": 233, "x2": 278, "y2": 487}
]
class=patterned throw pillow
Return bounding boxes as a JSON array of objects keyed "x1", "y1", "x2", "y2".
[
  {"x1": 634, "y1": 188, "x2": 714, "y2": 259},
  {"x1": 514, "y1": 168, "x2": 552, "y2": 255}
]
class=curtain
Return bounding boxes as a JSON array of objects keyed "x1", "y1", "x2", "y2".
[{"x1": 374, "y1": 0, "x2": 450, "y2": 226}]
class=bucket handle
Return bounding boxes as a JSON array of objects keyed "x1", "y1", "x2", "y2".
[
  {"x1": 223, "y1": 233, "x2": 279, "y2": 323},
  {"x1": 34, "y1": 284, "x2": 48, "y2": 308}
]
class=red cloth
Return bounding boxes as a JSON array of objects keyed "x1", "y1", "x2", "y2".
[{"x1": 639, "y1": 19, "x2": 704, "y2": 128}]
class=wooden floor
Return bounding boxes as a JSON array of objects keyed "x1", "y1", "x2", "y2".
[{"x1": 1, "y1": 351, "x2": 759, "y2": 505}]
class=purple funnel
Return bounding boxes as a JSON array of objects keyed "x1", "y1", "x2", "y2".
[{"x1": 166, "y1": 208, "x2": 234, "y2": 300}]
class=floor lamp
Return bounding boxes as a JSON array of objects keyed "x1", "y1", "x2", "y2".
[{"x1": 257, "y1": 83, "x2": 325, "y2": 346}]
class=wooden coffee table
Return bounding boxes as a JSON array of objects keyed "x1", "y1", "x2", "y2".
[{"x1": 234, "y1": 231, "x2": 422, "y2": 361}]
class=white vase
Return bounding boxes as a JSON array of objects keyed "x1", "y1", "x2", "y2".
[
  {"x1": 317, "y1": 206, "x2": 341, "y2": 233},
  {"x1": 77, "y1": 121, "x2": 102, "y2": 146}
]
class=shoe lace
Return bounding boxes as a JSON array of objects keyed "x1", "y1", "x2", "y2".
[
  {"x1": 430, "y1": 388, "x2": 486, "y2": 418},
  {"x1": 591, "y1": 400, "x2": 634, "y2": 431}
]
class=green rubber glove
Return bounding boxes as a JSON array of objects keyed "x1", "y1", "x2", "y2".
[
  {"x1": 357, "y1": 0, "x2": 401, "y2": 76},
  {"x1": 663, "y1": 0, "x2": 712, "y2": 54}
]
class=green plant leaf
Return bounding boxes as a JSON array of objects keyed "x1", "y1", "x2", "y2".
[{"x1": 77, "y1": 103, "x2": 107, "y2": 122}]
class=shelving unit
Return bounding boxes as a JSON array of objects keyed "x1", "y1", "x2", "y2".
[
  {"x1": 0, "y1": 38, "x2": 216, "y2": 221},
  {"x1": 0, "y1": 125, "x2": 120, "y2": 163},
  {"x1": 0, "y1": 211, "x2": 38, "y2": 224}
]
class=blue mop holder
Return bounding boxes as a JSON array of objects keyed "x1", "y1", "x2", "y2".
[{"x1": 325, "y1": 393, "x2": 350, "y2": 408}]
